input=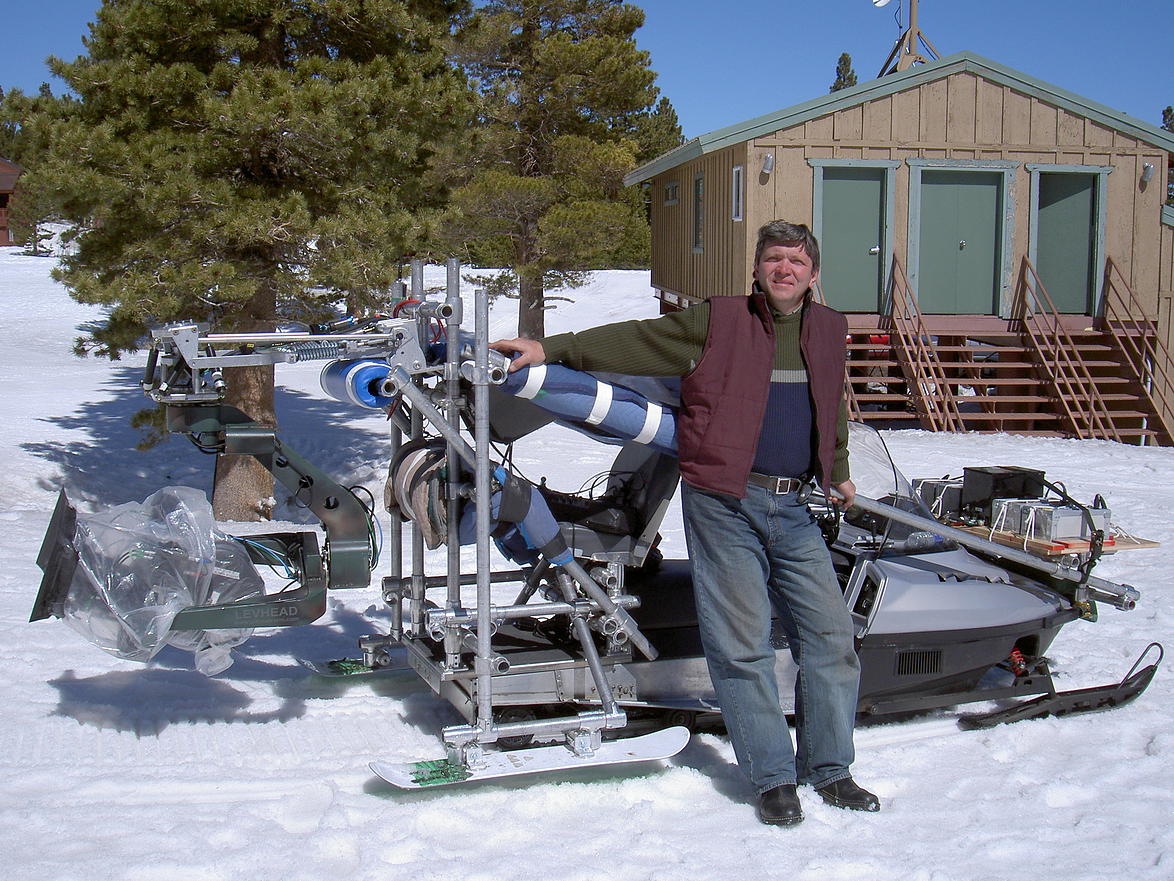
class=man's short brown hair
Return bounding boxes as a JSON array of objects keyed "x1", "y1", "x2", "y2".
[{"x1": 754, "y1": 220, "x2": 820, "y2": 273}]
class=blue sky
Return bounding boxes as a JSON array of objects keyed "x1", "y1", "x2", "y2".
[{"x1": 2, "y1": 1, "x2": 1171, "y2": 140}]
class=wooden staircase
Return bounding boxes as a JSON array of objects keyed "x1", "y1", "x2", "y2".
[
  {"x1": 1096, "y1": 258, "x2": 1174, "y2": 445},
  {"x1": 843, "y1": 257, "x2": 1174, "y2": 445}
]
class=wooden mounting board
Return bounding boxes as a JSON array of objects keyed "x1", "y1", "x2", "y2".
[{"x1": 953, "y1": 525, "x2": 1159, "y2": 557}]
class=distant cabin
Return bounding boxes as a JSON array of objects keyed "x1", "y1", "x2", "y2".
[
  {"x1": 0, "y1": 157, "x2": 21, "y2": 246},
  {"x1": 626, "y1": 51, "x2": 1174, "y2": 445}
]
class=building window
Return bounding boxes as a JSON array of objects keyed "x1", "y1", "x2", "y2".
[
  {"x1": 692, "y1": 172, "x2": 704, "y2": 253},
  {"x1": 663, "y1": 180, "x2": 679, "y2": 206},
  {"x1": 731, "y1": 165, "x2": 744, "y2": 221}
]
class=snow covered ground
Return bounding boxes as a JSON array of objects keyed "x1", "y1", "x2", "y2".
[{"x1": 1, "y1": 249, "x2": 1170, "y2": 881}]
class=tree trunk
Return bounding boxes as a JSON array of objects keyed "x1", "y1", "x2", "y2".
[
  {"x1": 212, "y1": 281, "x2": 278, "y2": 521},
  {"x1": 212, "y1": 362, "x2": 277, "y2": 521},
  {"x1": 515, "y1": 217, "x2": 545, "y2": 340},
  {"x1": 517, "y1": 267, "x2": 545, "y2": 340}
]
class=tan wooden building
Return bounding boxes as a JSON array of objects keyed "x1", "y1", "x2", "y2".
[
  {"x1": 626, "y1": 52, "x2": 1174, "y2": 445},
  {"x1": 0, "y1": 157, "x2": 22, "y2": 247}
]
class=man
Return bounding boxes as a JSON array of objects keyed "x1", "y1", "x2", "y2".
[{"x1": 492, "y1": 220, "x2": 878, "y2": 826}]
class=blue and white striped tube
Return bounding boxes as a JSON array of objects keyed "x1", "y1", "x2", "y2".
[
  {"x1": 319, "y1": 359, "x2": 396, "y2": 410},
  {"x1": 456, "y1": 466, "x2": 573, "y2": 566},
  {"x1": 499, "y1": 363, "x2": 678, "y2": 455}
]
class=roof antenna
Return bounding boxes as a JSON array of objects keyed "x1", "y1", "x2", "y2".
[{"x1": 875, "y1": 0, "x2": 941, "y2": 77}]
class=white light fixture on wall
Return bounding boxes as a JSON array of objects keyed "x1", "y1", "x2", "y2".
[
  {"x1": 1141, "y1": 162, "x2": 1155, "y2": 184},
  {"x1": 761, "y1": 152, "x2": 775, "y2": 176}
]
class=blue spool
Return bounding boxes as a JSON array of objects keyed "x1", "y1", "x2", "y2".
[{"x1": 319, "y1": 359, "x2": 395, "y2": 410}]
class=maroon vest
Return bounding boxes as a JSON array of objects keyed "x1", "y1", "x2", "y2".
[{"x1": 677, "y1": 293, "x2": 847, "y2": 498}]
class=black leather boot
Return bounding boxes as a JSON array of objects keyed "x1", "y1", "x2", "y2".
[
  {"x1": 814, "y1": 777, "x2": 880, "y2": 812},
  {"x1": 756, "y1": 784, "x2": 804, "y2": 826}
]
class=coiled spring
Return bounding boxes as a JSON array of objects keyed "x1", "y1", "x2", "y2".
[{"x1": 277, "y1": 340, "x2": 346, "y2": 362}]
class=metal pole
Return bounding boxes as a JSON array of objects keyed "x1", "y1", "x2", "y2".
[
  {"x1": 561, "y1": 558, "x2": 659, "y2": 660},
  {"x1": 556, "y1": 573, "x2": 621, "y2": 719},
  {"x1": 848, "y1": 494, "x2": 1140, "y2": 610},
  {"x1": 903, "y1": 0, "x2": 919, "y2": 70},
  {"x1": 444, "y1": 258, "x2": 464, "y2": 669},
  {"x1": 512, "y1": 557, "x2": 551, "y2": 605},
  {"x1": 388, "y1": 568, "x2": 532, "y2": 592},
  {"x1": 409, "y1": 260, "x2": 427, "y2": 637},
  {"x1": 445, "y1": 711, "x2": 616, "y2": 748},
  {"x1": 473, "y1": 286, "x2": 495, "y2": 733},
  {"x1": 384, "y1": 370, "x2": 477, "y2": 465},
  {"x1": 425, "y1": 594, "x2": 641, "y2": 631},
  {"x1": 383, "y1": 416, "x2": 404, "y2": 641}
]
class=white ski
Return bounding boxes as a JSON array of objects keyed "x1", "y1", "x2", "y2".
[{"x1": 370, "y1": 726, "x2": 691, "y2": 789}]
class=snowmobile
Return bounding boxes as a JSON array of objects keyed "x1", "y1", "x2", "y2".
[{"x1": 32, "y1": 260, "x2": 1162, "y2": 788}]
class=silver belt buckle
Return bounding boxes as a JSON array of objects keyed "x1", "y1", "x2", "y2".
[{"x1": 771, "y1": 476, "x2": 792, "y2": 494}]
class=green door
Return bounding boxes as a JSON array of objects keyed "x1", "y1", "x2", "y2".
[
  {"x1": 918, "y1": 170, "x2": 1002, "y2": 314},
  {"x1": 1036, "y1": 173, "x2": 1096, "y2": 314},
  {"x1": 820, "y1": 167, "x2": 885, "y2": 312}
]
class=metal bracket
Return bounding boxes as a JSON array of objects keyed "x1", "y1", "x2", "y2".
[{"x1": 565, "y1": 728, "x2": 601, "y2": 758}]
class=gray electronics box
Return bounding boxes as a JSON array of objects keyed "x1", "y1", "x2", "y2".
[
  {"x1": 989, "y1": 498, "x2": 1036, "y2": 533},
  {"x1": 1082, "y1": 506, "x2": 1112, "y2": 538},
  {"x1": 914, "y1": 478, "x2": 963, "y2": 518},
  {"x1": 1021, "y1": 503, "x2": 1112, "y2": 542}
]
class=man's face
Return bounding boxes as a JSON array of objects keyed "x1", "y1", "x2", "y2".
[{"x1": 753, "y1": 242, "x2": 818, "y2": 312}]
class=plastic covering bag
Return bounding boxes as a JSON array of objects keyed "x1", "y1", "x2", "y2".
[{"x1": 62, "y1": 487, "x2": 264, "y2": 675}]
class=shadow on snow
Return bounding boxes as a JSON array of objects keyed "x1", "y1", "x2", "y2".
[{"x1": 21, "y1": 365, "x2": 392, "y2": 515}]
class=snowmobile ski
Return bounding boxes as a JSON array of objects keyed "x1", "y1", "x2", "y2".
[
  {"x1": 957, "y1": 642, "x2": 1163, "y2": 730},
  {"x1": 370, "y1": 726, "x2": 690, "y2": 789}
]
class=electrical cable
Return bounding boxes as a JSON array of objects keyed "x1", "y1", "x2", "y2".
[
  {"x1": 346, "y1": 484, "x2": 382, "y2": 570},
  {"x1": 232, "y1": 536, "x2": 297, "y2": 579},
  {"x1": 187, "y1": 431, "x2": 224, "y2": 454},
  {"x1": 1039, "y1": 477, "x2": 1105, "y2": 581}
]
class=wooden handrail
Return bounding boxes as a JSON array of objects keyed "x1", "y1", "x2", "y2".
[
  {"x1": 1099, "y1": 258, "x2": 1174, "y2": 442},
  {"x1": 1011, "y1": 257, "x2": 1119, "y2": 441},
  {"x1": 814, "y1": 280, "x2": 866, "y2": 421},
  {"x1": 883, "y1": 257, "x2": 966, "y2": 432}
]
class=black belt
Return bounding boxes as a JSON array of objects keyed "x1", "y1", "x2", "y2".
[{"x1": 747, "y1": 473, "x2": 808, "y2": 494}]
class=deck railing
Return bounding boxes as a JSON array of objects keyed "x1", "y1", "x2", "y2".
[
  {"x1": 814, "y1": 279, "x2": 865, "y2": 420},
  {"x1": 1011, "y1": 258, "x2": 1120, "y2": 441},
  {"x1": 882, "y1": 257, "x2": 966, "y2": 432},
  {"x1": 1098, "y1": 258, "x2": 1174, "y2": 443}
]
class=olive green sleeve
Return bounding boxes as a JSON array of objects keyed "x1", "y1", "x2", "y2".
[
  {"x1": 541, "y1": 301, "x2": 710, "y2": 377},
  {"x1": 831, "y1": 395, "x2": 850, "y2": 484}
]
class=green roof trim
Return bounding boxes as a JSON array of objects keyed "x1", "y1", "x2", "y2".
[
  {"x1": 625, "y1": 51, "x2": 1174, "y2": 186},
  {"x1": 1162, "y1": 205, "x2": 1174, "y2": 229}
]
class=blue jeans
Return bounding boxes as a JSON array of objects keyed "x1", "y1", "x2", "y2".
[{"x1": 681, "y1": 481, "x2": 860, "y2": 793}]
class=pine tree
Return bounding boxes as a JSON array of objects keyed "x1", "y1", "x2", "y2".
[
  {"x1": 0, "y1": 87, "x2": 17, "y2": 161},
  {"x1": 16, "y1": 0, "x2": 471, "y2": 518},
  {"x1": 830, "y1": 52, "x2": 858, "y2": 92},
  {"x1": 0, "y1": 83, "x2": 66, "y2": 166},
  {"x1": 447, "y1": 0, "x2": 666, "y2": 339},
  {"x1": 626, "y1": 96, "x2": 685, "y2": 164},
  {"x1": 2, "y1": 84, "x2": 76, "y2": 254},
  {"x1": 1164, "y1": 107, "x2": 1173, "y2": 204}
]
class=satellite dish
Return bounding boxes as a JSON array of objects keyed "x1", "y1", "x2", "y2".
[{"x1": 872, "y1": 0, "x2": 895, "y2": 7}]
